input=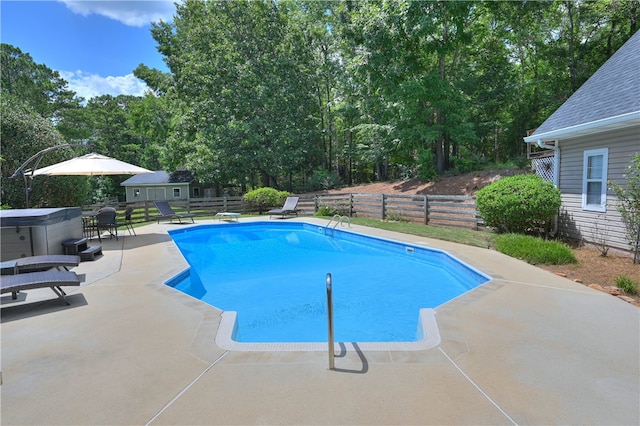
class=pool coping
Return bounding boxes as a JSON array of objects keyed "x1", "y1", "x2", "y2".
[{"x1": 215, "y1": 308, "x2": 442, "y2": 351}]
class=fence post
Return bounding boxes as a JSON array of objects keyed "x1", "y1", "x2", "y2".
[
  {"x1": 381, "y1": 194, "x2": 386, "y2": 220},
  {"x1": 349, "y1": 194, "x2": 354, "y2": 217},
  {"x1": 144, "y1": 201, "x2": 152, "y2": 222},
  {"x1": 424, "y1": 195, "x2": 429, "y2": 225}
]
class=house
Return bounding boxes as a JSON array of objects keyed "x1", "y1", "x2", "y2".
[
  {"x1": 524, "y1": 30, "x2": 640, "y2": 251},
  {"x1": 120, "y1": 170, "x2": 206, "y2": 203}
]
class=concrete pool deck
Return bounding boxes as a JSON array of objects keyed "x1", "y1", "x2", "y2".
[{"x1": 1, "y1": 217, "x2": 638, "y2": 425}]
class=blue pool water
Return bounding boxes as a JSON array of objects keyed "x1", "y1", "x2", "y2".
[{"x1": 167, "y1": 222, "x2": 490, "y2": 343}]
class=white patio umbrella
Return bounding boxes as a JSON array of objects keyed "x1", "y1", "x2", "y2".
[{"x1": 32, "y1": 153, "x2": 152, "y2": 176}]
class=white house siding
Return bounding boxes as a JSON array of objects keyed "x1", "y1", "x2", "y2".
[{"x1": 556, "y1": 126, "x2": 639, "y2": 250}]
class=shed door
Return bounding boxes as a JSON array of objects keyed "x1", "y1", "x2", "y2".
[{"x1": 147, "y1": 187, "x2": 167, "y2": 201}]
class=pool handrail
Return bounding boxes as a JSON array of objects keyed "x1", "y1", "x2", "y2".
[
  {"x1": 326, "y1": 273, "x2": 335, "y2": 370},
  {"x1": 326, "y1": 214, "x2": 351, "y2": 229}
]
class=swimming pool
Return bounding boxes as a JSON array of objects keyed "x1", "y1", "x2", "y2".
[{"x1": 167, "y1": 221, "x2": 490, "y2": 350}]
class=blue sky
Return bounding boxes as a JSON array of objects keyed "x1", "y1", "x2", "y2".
[{"x1": 1, "y1": 0, "x2": 176, "y2": 100}]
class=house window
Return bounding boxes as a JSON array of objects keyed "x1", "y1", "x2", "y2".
[
  {"x1": 133, "y1": 188, "x2": 140, "y2": 197},
  {"x1": 193, "y1": 187, "x2": 200, "y2": 197},
  {"x1": 173, "y1": 188, "x2": 181, "y2": 198},
  {"x1": 582, "y1": 148, "x2": 608, "y2": 212}
]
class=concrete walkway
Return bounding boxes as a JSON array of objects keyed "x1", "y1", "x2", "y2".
[{"x1": 1, "y1": 218, "x2": 638, "y2": 425}]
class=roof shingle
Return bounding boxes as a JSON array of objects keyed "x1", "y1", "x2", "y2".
[{"x1": 531, "y1": 30, "x2": 640, "y2": 136}]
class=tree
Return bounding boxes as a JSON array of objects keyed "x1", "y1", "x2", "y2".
[
  {"x1": 150, "y1": 0, "x2": 322, "y2": 192},
  {"x1": 1, "y1": 43, "x2": 83, "y2": 126},
  {"x1": 0, "y1": 96, "x2": 90, "y2": 208}
]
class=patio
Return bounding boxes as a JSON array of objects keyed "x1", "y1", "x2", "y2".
[{"x1": 1, "y1": 217, "x2": 638, "y2": 425}]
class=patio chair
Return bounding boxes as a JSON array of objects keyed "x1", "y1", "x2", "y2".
[
  {"x1": 1, "y1": 270, "x2": 81, "y2": 305},
  {"x1": 90, "y1": 207, "x2": 118, "y2": 242},
  {"x1": 117, "y1": 206, "x2": 136, "y2": 236},
  {"x1": 268, "y1": 196, "x2": 300, "y2": 219},
  {"x1": 1, "y1": 255, "x2": 80, "y2": 275},
  {"x1": 153, "y1": 201, "x2": 196, "y2": 224}
]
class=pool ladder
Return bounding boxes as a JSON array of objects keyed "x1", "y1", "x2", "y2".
[{"x1": 326, "y1": 214, "x2": 351, "y2": 229}]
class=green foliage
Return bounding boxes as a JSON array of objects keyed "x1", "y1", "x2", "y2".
[
  {"x1": 154, "y1": 0, "x2": 322, "y2": 190},
  {"x1": 417, "y1": 149, "x2": 438, "y2": 182},
  {"x1": 476, "y1": 174, "x2": 561, "y2": 234},
  {"x1": 0, "y1": 96, "x2": 90, "y2": 208},
  {"x1": 615, "y1": 274, "x2": 639, "y2": 295},
  {"x1": 308, "y1": 169, "x2": 343, "y2": 191},
  {"x1": 315, "y1": 205, "x2": 342, "y2": 217},
  {"x1": 609, "y1": 155, "x2": 640, "y2": 257},
  {"x1": 385, "y1": 212, "x2": 409, "y2": 222},
  {"x1": 244, "y1": 187, "x2": 289, "y2": 213},
  {"x1": 494, "y1": 234, "x2": 577, "y2": 265},
  {"x1": 1, "y1": 43, "x2": 82, "y2": 121}
]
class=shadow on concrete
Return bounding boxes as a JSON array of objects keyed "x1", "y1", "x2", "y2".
[
  {"x1": 333, "y1": 342, "x2": 369, "y2": 374},
  {"x1": 1, "y1": 293, "x2": 88, "y2": 323}
]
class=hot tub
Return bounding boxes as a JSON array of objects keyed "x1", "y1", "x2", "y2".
[{"x1": 0, "y1": 208, "x2": 83, "y2": 260}]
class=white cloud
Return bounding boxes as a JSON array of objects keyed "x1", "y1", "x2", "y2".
[
  {"x1": 60, "y1": 70, "x2": 149, "y2": 100},
  {"x1": 59, "y1": 0, "x2": 175, "y2": 27}
]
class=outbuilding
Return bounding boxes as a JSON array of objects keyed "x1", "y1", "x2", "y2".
[{"x1": 120, "y1": 170, "x2": 204, "y2": 203}]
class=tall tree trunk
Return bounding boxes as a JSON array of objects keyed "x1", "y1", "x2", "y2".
[
  {"x1": 436, "y1": 54, "x2": 446, "y2": 174},
  {"x1": 326, "y1": 83, "x2": 333, "y2": 173},
  {"x1": 261, "y1": 170, "x2": 270, "y2": 187},
  {"x1": 317, "y1": 86, "x2": 327, "y2": 169}
]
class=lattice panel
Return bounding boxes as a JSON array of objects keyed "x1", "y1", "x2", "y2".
[{"x1": 532, "y1": 157, "x2": 555, "y2": 182}]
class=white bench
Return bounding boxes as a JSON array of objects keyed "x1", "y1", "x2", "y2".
[{"x1": 215, "y1": 212, "x2": 241, "y2": 222}]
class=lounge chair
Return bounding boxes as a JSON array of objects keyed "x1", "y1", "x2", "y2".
[
  {"x1": 0, "y1": 255, "x2": 80, "y2": 275},
  {"x1": 153, "y1": 201, "x2": 196, "y2": 224},
  {"x1": 268, "y1": 196, "x2": 300, "y2": 219},
  {"x1": 1, "y1": 270, "x2": 81, "y2": 305}
]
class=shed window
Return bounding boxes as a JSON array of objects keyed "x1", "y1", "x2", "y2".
[
  {"x1": 173, "y1": 188, "x2": 181, "y2": 198},
  {"x1": 582, "y1": 148, "x2": 608, "y2": 212}
]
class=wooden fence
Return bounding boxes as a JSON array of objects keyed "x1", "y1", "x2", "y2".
[
  {"x1": 85, "y1": 193, "x2": 481, "y2": 229},
  {"x1": 299, "y1": 193, "x2": 480, "y2": 229}
]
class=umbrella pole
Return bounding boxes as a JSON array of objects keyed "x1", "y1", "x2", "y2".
[{"x1": 11, "y1": 144, "x2": 89, "y2": 208}]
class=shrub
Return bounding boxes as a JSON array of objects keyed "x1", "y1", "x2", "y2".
[
  {"x1": 476, "y1": 174, "x2": 561, "y2": 234},
  {"x1": 386, "y1": 212, "x2": 409, "y2": 222},
  {"x1": 609, "y1": 154, "x2": 640, "y2": 262},
  {"x1": 494, "y1": 234, "x2": 577, "y2": 265},
  {"x1": 315, "y1": 203, "x2": 349, "y2": 217},
  {"x1": 244, "y1": 187, "x2": 289, "y2": 214},
  {"x1": 315, "y1": 205, "x2": 339, "y2": 217},
  {"x1": 615, "y1": 274, "x2": 639, "y2": 295}
]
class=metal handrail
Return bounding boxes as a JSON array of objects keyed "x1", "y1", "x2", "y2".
[
  {"x1": 326, "y1": 214, "x2": 351, "y2": 229},
  {"x1": 326, "y1": 273, "x2": 335, "y2": 370}
]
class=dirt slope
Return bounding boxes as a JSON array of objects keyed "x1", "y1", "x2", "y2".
[{"x1": 321, "y1": 169, "x2": 529, "y2": 196}]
